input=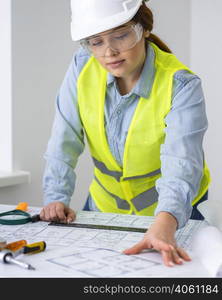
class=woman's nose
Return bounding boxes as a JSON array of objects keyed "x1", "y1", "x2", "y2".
[{"x1": 104, "y1": 45, "x2": 119, "y2": 57}]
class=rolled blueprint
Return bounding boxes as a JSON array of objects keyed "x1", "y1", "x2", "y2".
[
  {"x1": 197, "y1": 200, "x2": 222, "y2": 231},
  {"x1": 192, "y1": 225, "x2": 222, "y2": 277}
]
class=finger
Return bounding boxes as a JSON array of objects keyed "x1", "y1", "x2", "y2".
[
  {"x1": 176, "y1": 247, "x2": 192, "y2": 261},
  {"x1": 66, "y1": 209, "x2": 75, "y2": 223},
  {"x1": 40, "y1": 209, "x2": 45, "y2": 220},
  {"x1": 49, "y1": 205, "x2": 58, "y2": 221},
  {"x1": 123, "y1": 239, "x2": 148, "y2": 255},
  {"x1": 43, "y1": 207, "x2": 51, "y2": 221},
  {"x1": 161, "y1": 250, "x2": 175, "y2": 267},
  {"x1": 55, "y1": 205, "x2": 67, "y2": 222},
  {"x1": 170, "y1": 246, "x2": 183, "y2": 265}
]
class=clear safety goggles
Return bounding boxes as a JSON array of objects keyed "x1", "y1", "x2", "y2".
[{"x1": 80, "y1": 23, "x2": 143, "y2": 57}]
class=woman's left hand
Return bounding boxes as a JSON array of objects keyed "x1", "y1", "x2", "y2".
[{"x1": 123, "y1": 212, "x2": 191, "y2": 267}]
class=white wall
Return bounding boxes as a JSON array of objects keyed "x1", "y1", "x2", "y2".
[
  {"x1": 190, "y1": 0, "x2": 222, "y2": 208},
  {"x1": 0, "y1": 0, "x2": 13, "y2": 171},
  {"x1": 0, "y1": 0, "x2": 91, "y2": 209},
  {"x1": 4, "y1": 0, "x2": 214, "y2": 212},
  {"x1": 149, "y1": 0, "x2": 191, "y2": 65}
]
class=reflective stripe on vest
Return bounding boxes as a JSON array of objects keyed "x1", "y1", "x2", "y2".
[
  {"x1": 92, "y1": 157, "x2": 122, "y2": 181},
  {"x1": 93, "y1": 157, "x2": 161, "y2": 182},
  {"x1": 95, "y1": 176, "x2": 158, "y2": 211},
  {"x1": 94, "y1": 177, "x2": 130, "y2": 210},
  {"x1": 131, "y1": 186, "x2": 159, "y2": 211}
]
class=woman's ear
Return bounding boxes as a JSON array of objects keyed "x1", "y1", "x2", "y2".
[{"x1": 144, "y1": 31, "x2": 150, "y2": 38}]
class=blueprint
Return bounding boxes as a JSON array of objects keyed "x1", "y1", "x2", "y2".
[{"x1": 0, "y1": 205, "x2": 211, "y2": 277}]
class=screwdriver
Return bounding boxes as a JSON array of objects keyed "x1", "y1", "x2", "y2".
[
  {"x1": 0, "y1": 249, "x2": 35, "y2": 270},
  {"x1": 14, "y1": 241, "x2": 46, "y2": 257},
  {"x1": 5, "y1": 240, "x2": 27, "y2": 252}
]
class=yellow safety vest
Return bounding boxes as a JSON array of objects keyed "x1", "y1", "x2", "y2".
[{"x1": 77, "y1": 42, "x2": 211, "y2": 215}]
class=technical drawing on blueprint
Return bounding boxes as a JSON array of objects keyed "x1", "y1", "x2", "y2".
[{"x1": 0, "y1": 205, "x2": 210, "y2": 277}]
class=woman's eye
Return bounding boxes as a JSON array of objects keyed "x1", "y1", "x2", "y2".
[
  {"x1": 90, "y1": 39, "x2": 103, "y2": 47},
  {"x1": 115, "y1": 32, "x2": 129, "y2": 40}
]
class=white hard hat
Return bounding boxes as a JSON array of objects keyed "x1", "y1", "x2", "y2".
[{"x1": 70, "y1": 0, "x2": 144, "y2": 41}]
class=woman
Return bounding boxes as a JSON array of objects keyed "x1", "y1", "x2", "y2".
[{"x1": 40, "y1": 0, "x2": 210, "y2": 267}]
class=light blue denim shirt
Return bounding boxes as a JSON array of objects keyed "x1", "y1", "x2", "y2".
[{"x1": 43, "y1": 43, "x2": 208, "y2": 229}]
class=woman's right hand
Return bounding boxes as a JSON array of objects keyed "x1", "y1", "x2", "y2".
[{"x1": 40, "y1": 201, "x2": 75, "y2": 223}]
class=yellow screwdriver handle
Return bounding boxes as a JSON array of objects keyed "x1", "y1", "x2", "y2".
[{"x1": 23, "y1": 241, "x2": 46, "y2": 254}]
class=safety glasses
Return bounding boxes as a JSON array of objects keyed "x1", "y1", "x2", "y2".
[{"x1": 80, "y1": 23, "x2": 144, "y2": 57}]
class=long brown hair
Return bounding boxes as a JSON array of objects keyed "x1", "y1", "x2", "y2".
[{"x1": 132, "y1": 1, "x2": 172, "y2": 53}]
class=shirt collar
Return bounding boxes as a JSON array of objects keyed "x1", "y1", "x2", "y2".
[{"x1": 107, "y1": 42, "x2": 155, "y2": 99}]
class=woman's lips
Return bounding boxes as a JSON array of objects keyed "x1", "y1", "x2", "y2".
[{"x1": 106, "y1": 59, "x2": 125, "y2": 69}]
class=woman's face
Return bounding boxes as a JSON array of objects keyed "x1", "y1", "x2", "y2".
[{"x1": 87, "y1": 23, "x2": 148, "y2": 81}]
